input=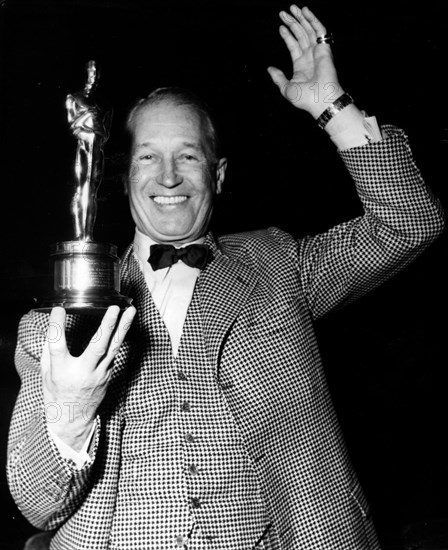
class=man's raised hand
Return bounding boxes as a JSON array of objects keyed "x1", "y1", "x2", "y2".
[{"x1": 267, "y1": 5, "x2": 344, "y2": 118}]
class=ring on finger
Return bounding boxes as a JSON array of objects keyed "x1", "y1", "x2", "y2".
[{"x1": 316, "y1": 33, "x2": 334, "y2": 45}]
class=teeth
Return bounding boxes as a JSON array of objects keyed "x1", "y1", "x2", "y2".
[{"x1": 153, "y1": 195, "x2": 187, "y2": 205}]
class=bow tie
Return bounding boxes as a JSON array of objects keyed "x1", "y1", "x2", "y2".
[{"x1": 148, "y1": 243, "x2": 211, "y2": 271}]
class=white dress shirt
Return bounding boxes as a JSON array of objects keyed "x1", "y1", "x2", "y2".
[{"x1": 132, "y1": 227, "x2": 203, "y2": 356}]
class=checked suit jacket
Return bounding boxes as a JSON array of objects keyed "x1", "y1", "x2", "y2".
[{"x1": 8, "y1": 126, "x2": 445, "y2": 549}]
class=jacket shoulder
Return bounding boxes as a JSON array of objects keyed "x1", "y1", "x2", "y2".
[{"x1": 217, "y1": 227, "x2": 300, "y2": 269}]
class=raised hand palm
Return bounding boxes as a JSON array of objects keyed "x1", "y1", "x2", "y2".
[{"x1": 268, "y1": 5, "x2": 342, "y2": 116}]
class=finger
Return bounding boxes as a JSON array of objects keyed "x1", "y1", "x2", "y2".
[
  {"x1": 290, "y1": 5, "x2": 315, "y2": 40},
  {"x1": 40, "y1": 340, "x2": 57, "y2": 392},
  {"x1": 83, "y1": 305, "x2": 121, "y2": 364},
  {"x1": 267, "y1": 66, "x2": 288, "y2": 91},
  {"x1": 279, "y1": 10, "x2": 310, "y2": 50},
  {"x1": 40, "y1": 340, "x2": 51, "y2": 374},
  {"x1": 302, "y1": 6, "x2": 327, "y2": 40},
  {"x1": 46, "y1": 307, "x2": 68, "y2": 357},
  {"x1": 278, "y1": 24, "x2": 303, "y2": 61},
  {"x1": 267, "y1": 67, "x2": 302, "y2": 104},
  {"x1": 109, "y1": 306, "x2": 136, "y2": 354},
  {"x1": 97, "y1": 306, "x2": 137, "y2": 371}
]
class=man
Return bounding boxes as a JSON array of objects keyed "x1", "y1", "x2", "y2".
[{"x1": 7, "y1": 5, "x2": 444, "y2": 550}]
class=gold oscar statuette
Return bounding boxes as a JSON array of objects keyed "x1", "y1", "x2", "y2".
[{"x1": 35, "y1": 61, "x2": 132, "y2": 313}]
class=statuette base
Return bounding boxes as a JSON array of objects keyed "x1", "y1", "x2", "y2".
[{"x1": 34, "y1": 240, "x2": 132, "y2": 314}]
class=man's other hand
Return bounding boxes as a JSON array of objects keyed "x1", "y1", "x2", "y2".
[{"x1": 41, "y1": 305, "x2": 136, "y2": 451}]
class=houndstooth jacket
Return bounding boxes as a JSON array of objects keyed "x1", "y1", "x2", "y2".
[{"x1": 7, "y1": 126, "x2": 445, "y2": 549}]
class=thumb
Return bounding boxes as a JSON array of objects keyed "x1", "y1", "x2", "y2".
[
  {"x1": 40, "y1": 339, "x2": 50, "y2": 372},
  {"x1": 267, "y1": 66, "x2": 287, "y2": 90}
]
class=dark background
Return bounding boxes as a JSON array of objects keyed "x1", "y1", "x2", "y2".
[{"x1": 1, "y1": 0, "x2": 447, "y2": 548}]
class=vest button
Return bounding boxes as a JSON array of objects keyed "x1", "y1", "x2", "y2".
[
  {"x1": 176, "y1": 535, "x2": 186, "y2": 547},
  {"x1": 181, "y1": 401, "x2": 191, "y2": 412},
  {"x1": 189, "y1": 464, "x2": 198, "y2": 475},
  {"x1": 177, "y1": 371, "x2": 188, "y2": 381},
  {"x1": 191, "y1": 497, "x2": 201, "y2": 508},
  {"x1": 185, "y1": 433, "x2": 195, "y2": 443}
]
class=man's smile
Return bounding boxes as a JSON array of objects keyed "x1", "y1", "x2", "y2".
[{"x1": 151, "y1": 195, "x2": 188, "y2": 205}]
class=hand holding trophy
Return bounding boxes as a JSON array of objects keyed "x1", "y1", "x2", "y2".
[{"x1": 35, "y1": 61, "x2": 132, "y2": 313}]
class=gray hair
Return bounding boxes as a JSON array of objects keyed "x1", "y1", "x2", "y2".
[{"x1": 125, "y1": 86, "x2": 222, "y2": 166}]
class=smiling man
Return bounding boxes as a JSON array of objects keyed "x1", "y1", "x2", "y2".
[
  {"x1": 126, "y1": 96, "x2": 227, "y2": 244},
  {"x1": 7, "y1": 5, "x2": 445, "y2": 550}
]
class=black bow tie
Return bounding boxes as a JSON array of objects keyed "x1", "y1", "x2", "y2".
[{"x1": 148, "y1": 243, "x2": 211, "y2": 271}]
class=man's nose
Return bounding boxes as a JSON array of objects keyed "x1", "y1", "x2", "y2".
[{"x1": 156, "y1": 159, "x2": 183, "y2": 187}]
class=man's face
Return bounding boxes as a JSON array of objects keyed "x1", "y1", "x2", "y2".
[{"x1": 127, "y1": 101, "x2": 226, "y2": 244}]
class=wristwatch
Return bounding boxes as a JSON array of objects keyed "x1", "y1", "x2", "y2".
[{"x1": 316, "y1": 92, "x2": 354, "y2": 130}]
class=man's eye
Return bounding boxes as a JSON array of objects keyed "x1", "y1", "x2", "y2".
[
  {"x1": 138, "y1": 153, "x2": 156, "y2": 162},
  {"x1": 180, "y1": 154, "x2": 199, "y2": 162}
]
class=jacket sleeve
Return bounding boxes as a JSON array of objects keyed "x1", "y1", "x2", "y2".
[
  {"x1": 296, "y1": 125, "x2": 445, "y2": 319},
  {"x1": 7, "y1": 310, "x2": 101, "y2": 530}
]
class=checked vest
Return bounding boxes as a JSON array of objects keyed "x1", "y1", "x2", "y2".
[{"x1": 109, "y1": 279, "x2": 273, "y2": 549}]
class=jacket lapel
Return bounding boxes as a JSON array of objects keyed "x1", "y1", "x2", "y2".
[
  {"x1": 111, "y1": 245, "x2": 154, "y2": 381},
  {"x1": 198, "y1": 233, "x2": 259, "y2": 371}
]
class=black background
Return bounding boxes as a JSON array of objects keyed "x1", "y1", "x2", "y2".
[{"x1": 1, "y1": 0, "x2": 447, "y2": 548}]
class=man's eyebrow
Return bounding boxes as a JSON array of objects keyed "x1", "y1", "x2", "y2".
[
  {"x1": 180, "y1": 142, "x2": 203, "y2": 151},
  {"x1": 134, "y1": 141, "x2": 203, "y2": 151},
  {"x1": 134, "y1": 142, "x2": 152, "y2": 151}
]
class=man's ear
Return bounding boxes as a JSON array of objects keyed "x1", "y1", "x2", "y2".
[
  {"x1": 123, "y1": 175, "x2": 129, "y2": 196},
  {"x1": 123, "y1": 151, "x2": 135, "y2": 196},
  {"x1": 215, "y1": 157, "x2": 227, "y2": 195}
]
